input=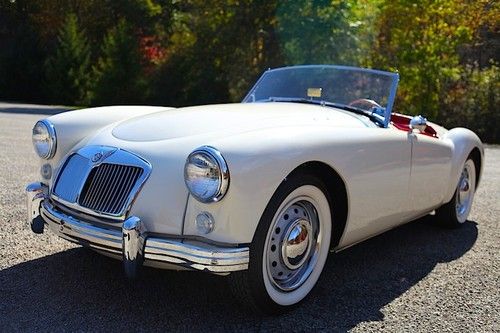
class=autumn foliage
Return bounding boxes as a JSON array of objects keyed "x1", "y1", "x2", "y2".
[{"x1": 0, "y1": 0, "x2": 498, "y2": 142}]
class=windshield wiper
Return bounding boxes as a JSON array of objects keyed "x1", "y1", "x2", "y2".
[{"x1": 256, "y1": 96, "x2": 385, "y2": 126}]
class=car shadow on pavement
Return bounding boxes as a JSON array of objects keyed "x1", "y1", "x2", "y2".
[{"x1": 0, "y1": 216, "x2": 477, "y2": 332}]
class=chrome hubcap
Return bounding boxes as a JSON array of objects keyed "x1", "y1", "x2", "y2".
[
  {"x1": 266, "y1": 200, "x2": 319, "y2": 291},
  {"x1": 282, "y1": 219, "x2": 312, "y2": 270},
  {"x1": 456, "y1": 163, "x2": 474, "y2": 221}
]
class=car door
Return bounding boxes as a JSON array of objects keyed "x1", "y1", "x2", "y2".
[
  {"x1": 335, "y1": 127, "x2": 413, "y2": 248},
  {"x1": 408, "y1": 132, "x2": 453, "y2": 216}
]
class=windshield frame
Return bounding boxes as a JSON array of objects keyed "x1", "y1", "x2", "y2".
[{"x1": 242, "y1": 65, "x2": 400, "y2": 128}]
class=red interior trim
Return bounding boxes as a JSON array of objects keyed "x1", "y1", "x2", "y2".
[{"x1": 390, "y1": 114, "x2": 438, "y2": 138}]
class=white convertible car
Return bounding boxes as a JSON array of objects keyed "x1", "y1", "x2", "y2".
[{"x1": 26, "y1": 65, "x2": 483, "y2": 313}]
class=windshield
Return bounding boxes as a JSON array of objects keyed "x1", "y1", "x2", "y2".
[{"x1": 242, "y1": 65, "x2": 399, "y2": 127}]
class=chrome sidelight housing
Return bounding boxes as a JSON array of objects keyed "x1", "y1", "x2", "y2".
[{"x1": 410, "y1": 115, "x2": 428, "y2": 132}]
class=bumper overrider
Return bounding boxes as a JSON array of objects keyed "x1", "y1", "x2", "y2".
[{"x1": 26, "y1": 182, "x2": 249, "y2": 278}]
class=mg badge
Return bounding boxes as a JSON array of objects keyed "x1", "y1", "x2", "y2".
[{"x1": 92, "y1": 152, "x2": 103, "y2": 162}]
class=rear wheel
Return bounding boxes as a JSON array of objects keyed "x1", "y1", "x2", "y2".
[
  {"x1": 436, "y1": 158, "x2": 476, "y2": 228},
  {"x1": 230, "y1": 174, "x2": 332, "y2": 314}
]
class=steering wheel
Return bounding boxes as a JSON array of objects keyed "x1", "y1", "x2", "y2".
[{"x1": 348, "y1": 98, "x2": 382, "y2": 110}]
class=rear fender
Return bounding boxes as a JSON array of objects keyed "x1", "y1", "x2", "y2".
[{"x1": 441, "y1": 128, "x2": 484, "y2": 203}]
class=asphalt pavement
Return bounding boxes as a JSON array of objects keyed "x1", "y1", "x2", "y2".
[{"x1": 0, "y1": 105, "x2": 498, "y2": 332}]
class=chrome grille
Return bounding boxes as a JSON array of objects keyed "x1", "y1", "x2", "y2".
[
  {"x1": 51, "y1": 146, "x2": 152, "y2": 220},
  {"x1": 78, "y1": 164, "x2": 143, "y2": 215}
]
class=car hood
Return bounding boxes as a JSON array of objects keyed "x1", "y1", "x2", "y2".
[
  {"x1": 111, "y1": 102, "x2": 372, "y2": 142},
  {"x1": 58, "y1": 102, "x2": 373, "y2": 237}
]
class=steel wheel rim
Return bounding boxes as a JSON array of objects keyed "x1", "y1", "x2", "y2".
[
  {"x1": 265, "y1": 198, "x2": 320, "y2": 292},
  {"x1": 456, "y1": 162, "x2": 475, "y2": 222}
]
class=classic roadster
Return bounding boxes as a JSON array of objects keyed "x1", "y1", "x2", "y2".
[{"x1": 26, "y1": 65, "x2": 483, "y2": 313}]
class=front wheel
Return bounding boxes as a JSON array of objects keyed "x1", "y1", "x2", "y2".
[
  {"x1": 436, "y1": 158, "x2": 477, "y2": 228},
  {"x1": 230, "y1": 174, "x2": 332, "y2": 314}
]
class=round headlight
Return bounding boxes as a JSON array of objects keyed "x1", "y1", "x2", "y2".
[
  {"x1": 32, "y1": 120, "x2": 57, "y2": 159},
  {"x1": 184, "y1": 146, "x2": 229, "y2": 203}
]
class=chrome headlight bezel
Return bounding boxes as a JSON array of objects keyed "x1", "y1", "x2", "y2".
[
  {"x1": 32, "y1": 119, "x2": 57, "y2": 159},
  {"x1": 184, "y1": 146, "x2": 230, "y2": 203}
]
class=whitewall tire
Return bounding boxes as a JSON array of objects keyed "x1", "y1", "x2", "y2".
[
  {"x1": 436, "y1": 157, "x2": 477, "y2": 228},
  {"x1": 229, "y1": 174, "x2": 332, "y2": 313}
]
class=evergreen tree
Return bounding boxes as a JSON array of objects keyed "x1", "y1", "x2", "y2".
[
  {"x1": 90, "y1": 19, "x2": 147, "y2": 105},
  {"x1": 44, "y1": 14, "x2": 91, "y2": 105}
]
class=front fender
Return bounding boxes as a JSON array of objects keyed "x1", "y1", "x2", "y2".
[
  {"x1": 182, "y1": 127, "x2": 319, "y2": 244},
  {"x1": 36, "y1": 106, "x2": 172, "y2": 186}
]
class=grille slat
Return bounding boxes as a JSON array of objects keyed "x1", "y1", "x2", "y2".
[
  {"x1": 95, "y1": 165, "x2": 119, "y2": 212},
  {"x1": 113, "y1": 168, "x2": 139, "y2": 213},
  {"x1": 82, "y1": 164, "x2": 108, "y2": 209},
  {"x1": 103, "y1": 166, "x2": 127, "y2": 210},
  {"x1": 79, "y1": 163, "x2": 143, "y2": 216},
  {"x1": 92, "y1": 164, "x2": 114, "y2": 212},
  {"x1": 80, "y1": 163, "x2": 106, "y2": 207},
  {"x1": 111, "y1": 167, "x2": 133, "y2": 213}
]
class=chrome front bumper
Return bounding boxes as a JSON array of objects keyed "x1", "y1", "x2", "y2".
[{"x1": 26, "y1": 182, "x2": 249, "y2": 277}]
